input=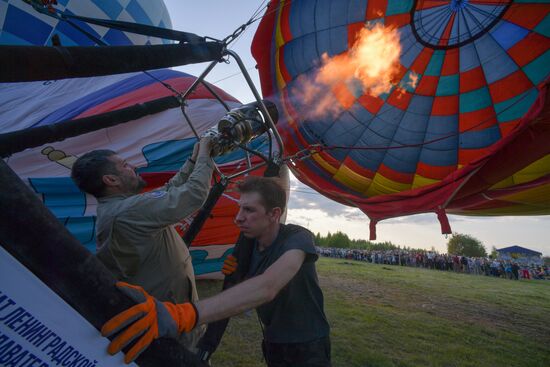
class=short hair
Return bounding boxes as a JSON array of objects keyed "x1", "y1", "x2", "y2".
[
  {"x1": 71, "y1": 150, "x2": 117, "y2": 198},
  {"x1": 237, "y1": 176, "x2": 286, "y2": 213}
]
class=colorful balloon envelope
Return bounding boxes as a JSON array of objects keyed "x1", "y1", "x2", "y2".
[{"x1": 252, "y1": 0, "x2": 550, "y2": 237}]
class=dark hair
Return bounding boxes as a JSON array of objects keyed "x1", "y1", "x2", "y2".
[
  {"x1": 237, "y1": 176, "x2": 286, "y2": 213},
  {"x1": 71, "y1": 150, "x2": 118, "y2": 198}
]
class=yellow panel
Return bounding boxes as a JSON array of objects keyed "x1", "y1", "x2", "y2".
[
  {"x1": 333, "y1": 164, "x2": 372, "y2": 192},
  {"x1": 311, "y1": 153, "x2": 338, "y2": 175},
  {"x1": 460, "y1": 183, "x2": 550, "y2": 216},
  {"x1": 274, "y1": 1, "x2": 287, "y2": 90},
  {"x1": 275, "y1": 49, "x2": 286, "y2": 90},
  {"x1": 411, "y1": 174, "x2": 440, "y2": 189},
  {"x1": 365, "y1": 173, "x2": 410, "y2": 197},
  {"x1": 275, "y1": 1, "x2": 286, "y2": 48},
  {"x1": 491, "y1": 154, "x2": 550, "y2": 189}
]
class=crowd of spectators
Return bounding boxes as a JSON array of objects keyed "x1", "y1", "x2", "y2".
[{"x1": 317, "y1": 247, "x2": 550, "y2": 280}]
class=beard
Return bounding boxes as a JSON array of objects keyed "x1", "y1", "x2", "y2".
[{"x1": 121, "y1": 174, "x2": 147, "y2": 195}]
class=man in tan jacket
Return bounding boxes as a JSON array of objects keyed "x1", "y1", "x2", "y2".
[{"x1": 71, "y1": 136, "x2": 214, "y2": 350}]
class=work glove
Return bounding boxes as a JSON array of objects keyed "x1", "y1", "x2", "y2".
[
  {"x1": 221, "y1": 254, "x2": 238, "y2": 276},
  {"x1": 101, "y1": 281, "x2": 198, "y2": 364}
]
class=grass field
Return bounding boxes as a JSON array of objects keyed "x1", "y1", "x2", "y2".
[{"x1": 197, "y1": 257, "x2": 550, "y2": 367}]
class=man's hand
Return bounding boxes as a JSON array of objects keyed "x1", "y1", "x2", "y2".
[
  {"x1": 101, "y1": 282, "x2": 198, "y2": 364},
  {"x1": 221, "y1": 254, "x2": 238, "y2": 276},
  {"x1": 198, "y1": 136, "x2": 215, "y2": 158}
]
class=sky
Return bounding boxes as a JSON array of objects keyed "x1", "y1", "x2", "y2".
[{"x1": 163, "y1": 0, "x2": 550, "y2": 256}]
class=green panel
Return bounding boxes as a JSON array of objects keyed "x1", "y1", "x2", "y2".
[
  {"x1": 523, "y1": 49, "x2": 550, "y2": 85},
  {"x1": 424, "y1": 50, "x2": 445, "y2": 76},
  {"x1": 459, "y1": 87, "x2": 492, "y2": 113},
  {"x1": 534, "y1": 14, "x2": 550, "y2": 38},
  {"x1": 494, "y1": 88, "x2": 539, "y2": 122},
  {"x1": 385, "y1": 0, "x2": 414, "y2": 16},
  {"x1": 436, "y1": 74, "x2": 459, "y2": 96}
]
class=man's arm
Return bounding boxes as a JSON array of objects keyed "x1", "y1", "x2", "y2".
[
  {"x1": 196, "y1": 249, "x2": 306, "y2": 325},
  {"x1": 101, "y1": 249, "x2": 307, "y2": 363}
]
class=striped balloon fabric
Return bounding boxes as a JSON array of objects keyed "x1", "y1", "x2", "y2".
[{"x1": 252, "y1": 0, "x2": 550, "y2": 235}]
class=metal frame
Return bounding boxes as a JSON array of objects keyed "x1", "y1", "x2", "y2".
[{"x1": 177, "y1": 49, "x2": 285, "y2": 181}]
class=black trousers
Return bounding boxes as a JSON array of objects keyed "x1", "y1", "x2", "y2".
[{"x1": 263, "y1": 336, "x2": 331, "y2": 367}]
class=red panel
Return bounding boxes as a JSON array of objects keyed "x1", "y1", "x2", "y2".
[
  {"x1": 489, "y1": 70, "x2": 533, "y2": 105},
  {"x1": 343, "y1": 157, "x2": 375, "y2": 179},
  {"x1": 387, "y1": 88, "x2": 413, "y2": 110},
  {"x1": 441, "y1": 50, "x2": 459, "y2": 76},
  {"x1": 378, "y1": 163, "x2": 414, "y2": 184},
  {"x1": 416, "y1": 161, "x2": 456, "y2": 180},
  {"x1": 251, "y1": 0, "x2": 280, "y2": 97},
  {"x1": 385, "y1": 13, "x2": 410, "y2": 29},
  {"x1": 459, "y1": 106, "x2": 497, "y2": 133},
  {"x1": 459, "y1": 66, "x2": 486, "y2": 93},
  {"x1": 508, "y1": 32, "x2": 550, "y2": 67},
  {"x1": 280, "y1": 0, "x2": 293, "y2": 43},
  {"x1": 391, "y1": 63, "x2": 408, "y2": 85},
  {"x1": 348, "y1": 22, "x2": 365, "y2": 49},
  {"x1": 410, "y1": 48, "x2": 434, "y2": 75},
  {"x1": 503, "y1": 4, "x2": 549, "y2": 30},
  {"x1": 319, "y1": 150, "x2": 341, "y2": 170},
  {"x1": 498, "y1": 119, "x2": 521, "y2": 138},
  {"x1": 458, "y1": 147, "x2": 492, "y2": 166},
  {"x1": 358, "y1": 93, "x2": 385, "y2": 114},
  {"x1": 416, "y1": 1, "x2": 453, "y2": 10},
  {"x1": 366, "y1": 0, "x2": 387, "y2": 20},
  {"x1": 415, "y1": 75, "x2": 439, "y2": 96},
  {"x1": 77, "y1": 77, "x2": 238, "y2": 118},
  {"x1": 431, "y1": 95, "x2": 458, "y2": 116},
  {"x1": 333, "y1": 83, "x2": 356, "y2": 110},
  {"x1": 438, "y1": 13, "x2": 457, "y2": 48}
]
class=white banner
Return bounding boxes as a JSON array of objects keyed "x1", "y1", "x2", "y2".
[{"x1": 0, "y1": 246, "x2": 134, "y2": 367}]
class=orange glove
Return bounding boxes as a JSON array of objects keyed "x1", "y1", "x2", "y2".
[
  {"x1": 221, "y1": 254, "x2": 238, "y2": 275},
  {"x1": 101, "y1": 282, "x2": 198, "y2": 364}
]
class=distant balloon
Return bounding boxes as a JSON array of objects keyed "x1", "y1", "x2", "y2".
[
  {"x1": 253, "y1": 0, "x2": 550, "y2": 238},
  {"x1": 0, "y1": 0, "x2": 172, "y2": 46}
]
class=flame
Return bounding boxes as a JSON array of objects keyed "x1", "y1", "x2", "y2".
[{"x1": 293, "y1": 23, "x2": 414, "y2": 120}]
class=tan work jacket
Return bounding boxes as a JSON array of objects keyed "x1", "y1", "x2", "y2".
[{"x1": 95, "y1": 156, "x2": 214, "y2": 348}]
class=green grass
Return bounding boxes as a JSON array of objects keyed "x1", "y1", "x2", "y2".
[{"x1": 197, "y1": 257, "x2": 550, "y2": 367}]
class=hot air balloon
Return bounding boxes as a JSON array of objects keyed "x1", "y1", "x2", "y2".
[
  {"x1": 0, "y1": 0, "x2": 283, "y2": 278},
  {"x1": 252, "y1": 0, "x2": 550, "y2": 239}
]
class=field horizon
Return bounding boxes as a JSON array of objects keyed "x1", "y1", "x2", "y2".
[{"x1": 198, "y1": 257, "x2": 550, "y2": 367}]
